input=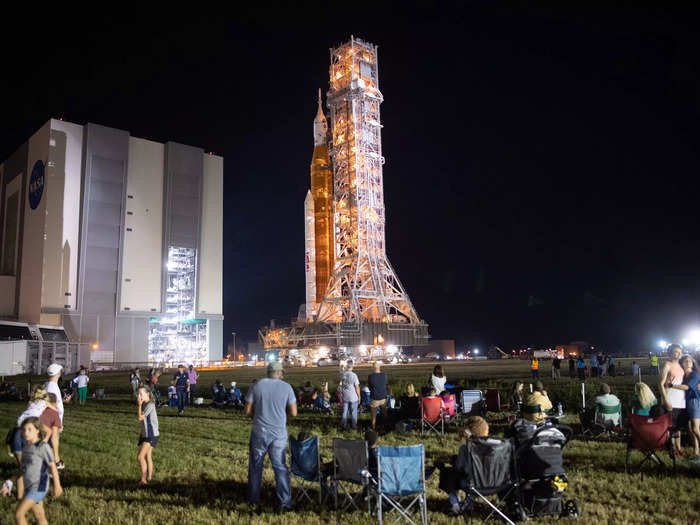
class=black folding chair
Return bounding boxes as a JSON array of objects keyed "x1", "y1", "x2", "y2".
[
  {"x1": 463, "y1": 437, "x2": 523, "y2": 524},
  {"x1": 331, "y1": 438, "x2": 369, "y2": 512}
]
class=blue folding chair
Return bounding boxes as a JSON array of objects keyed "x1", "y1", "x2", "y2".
[
  {"x1": 366, "y1": 445, "x2": 428, "y2": 525},
  {"x1": 289, "y1": 436, "x2": 323, "y2": 504}
]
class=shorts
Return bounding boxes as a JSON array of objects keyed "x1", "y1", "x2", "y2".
[
  {"x1": 370, "y1": 398, "x2": 387, "y2": 408},
  {"x1": 671, "y1": 408, "x2": 690, "y2": 430},
  {"x1": 687, "y1": 398, "x2": 700, "y2": 420},
  {"x1": 138, "y1": 436, "x2": 159, "y2": 448},
  {"x1": 24, "y1": 490, "x2": 48, "y2": 503}
]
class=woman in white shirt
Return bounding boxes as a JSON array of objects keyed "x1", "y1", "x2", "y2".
[{"x1": 429, "y1": 365, "x2": 447, "y2": 395}]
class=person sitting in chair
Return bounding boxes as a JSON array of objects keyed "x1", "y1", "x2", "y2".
[
  {"x1": 440, "y1": 416, "x2": 489, "y2": 516},
  {"x1": 523, "y1": 381, "x2": 552, "y2": 424},
  {"x1": 594, "y1": 383, "x2": 621, "y2": 427}
]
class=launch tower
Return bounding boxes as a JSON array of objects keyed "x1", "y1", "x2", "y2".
[{"x1": 317, "y1": 36, "x2": 421, "y2": 326}]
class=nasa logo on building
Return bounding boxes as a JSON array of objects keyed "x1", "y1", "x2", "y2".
[{"x1": 28, "y1": 159, "x2": 45, "y2": 210}]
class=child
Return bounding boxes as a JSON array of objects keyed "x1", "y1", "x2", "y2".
[
  {"x1": 168, "y1": 381, "x2": 178, "y2": 407},
  {"x1": 15, "y1": 417, "x2": 63, "y2": 524},
  {"x1": 11, "y1": 387, "x2": 49, "y2": 465},
  {"x1": 75, "y1": 369, "x2": 89, "y2": 405},
  {"x1": 39, "y1": 393, "x2": 63, "y2": 470},
  {"x1": 136, "y1": 386, "x2": 159, "y2": 485}
]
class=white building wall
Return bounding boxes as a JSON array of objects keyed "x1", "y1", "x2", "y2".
[
  {"x1": 43, "y1": 120, "x2": 83, "y2": 311},
  {"x1": 19, "y1": 121, "x2": 51, "y2": 324},
  {"x1": 197, "y1": 154, "x2": 222, "y2": 315},
  {"x1": 120, "y1": 137, "x2": 164, "y2": 312}
]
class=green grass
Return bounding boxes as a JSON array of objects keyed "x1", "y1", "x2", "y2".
[{"x1": 1, "y1": 360, "x2": 698, "y2": 524}]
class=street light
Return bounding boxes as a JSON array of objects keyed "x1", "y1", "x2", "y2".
[{"x1": 232, "y1": 331, "x2": 236, "y2": 363}]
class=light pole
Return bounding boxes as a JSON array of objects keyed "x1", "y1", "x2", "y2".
[{"x1": 232, "y1": 331, "x2": 236, "y2": 364}]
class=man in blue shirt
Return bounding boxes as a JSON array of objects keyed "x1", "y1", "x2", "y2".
[
  {"x1": 173, "y1": 365, "x2": 189, "y2": 415},
  {"x1": 245, "y1": 362, "x2": 297, "y2": 511}
]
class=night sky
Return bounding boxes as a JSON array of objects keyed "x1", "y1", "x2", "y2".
[{"x1": 2, "y1": 7, "x2": 700, "y2": 353}]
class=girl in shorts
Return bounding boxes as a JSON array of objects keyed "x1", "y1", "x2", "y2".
[
  {"x1": 15, "y1": 417, "x2": 63, "y2": 524},
  {"x1": 137, "y1": 386, "x2": 160, "y2": 485}
]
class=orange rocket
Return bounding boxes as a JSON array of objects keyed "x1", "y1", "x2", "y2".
[{"x1": 306, "y1": 89, "x2": 334, "y2": 318}]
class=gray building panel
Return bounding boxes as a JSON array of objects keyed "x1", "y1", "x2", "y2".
[
  {"x1": 164, "y1": 142, "x2": 203, "y2": 250},
  {"x1": 208, "y1": 318, "x2": 223, "y2": 361},
  {"x1": 77, "y1": 123, "x2": 130, "y2": 357}
]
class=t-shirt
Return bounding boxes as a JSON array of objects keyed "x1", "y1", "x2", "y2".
[
  {"x1": 577, "y1": 359, "x2": 585, "y2": 369},
  {"x1": 594, "y1": 393, "x2": 621, "y2": 425},
  {"x1": 187, "y1": 369, "x2": 198, "y2": 385},
  {"x1": 44, "y1": 381, "x2": 64, "y2": 423},
  {"x1": 590, "y1": 356, "x2": 598, "y2": 367},
  {"x1": 368, "y1": 373, "x2": 387, "y2": 400},
  {"x1": 430, "y1": 375, "x2": 447, "y2": 394},
  {"x1": 140, "y1": 402, "x2": 159, "y2": 438},
  {"x1": 17, "y1": 401, "x2": 47, "y2": 428},
  {"x1": 632, "y1": 363, "x2": 640, "y2": 375},
  {"x1": 245, "y1": 378, "x2": 297, "y2": 439},
  {"x1": 684, "y1": 371, "x2": 700, "y2": 402},
  {"x1": 339, "y1": 371, "x2": 360, "y2": 403},
  {"x1": 76, "y1": 374, "x2": 89, "y2": 388},
  {"x1": 174, "y1": 371, "x2": 189, "y2": 389},
  {"x1": 21, "y1": 441, "x2": 55, "y2": 493},
  {"x1": 40, "y1": 407, "x2": 61, "y2": 430}
]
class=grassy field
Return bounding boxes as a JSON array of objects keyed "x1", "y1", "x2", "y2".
[{"x1": 1, "y1": 360, "x2": 698, "y2": 524}]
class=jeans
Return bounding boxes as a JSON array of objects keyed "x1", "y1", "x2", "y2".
[
  {"x1": 176, "y1": 388, "x2": 187, "y2": 413},
  {"x1": 189, "y1": 384, "x2": 197, "y2": 405},
  {"x1": 341, "y1": 401, "x2": 358, "y2": 428},
  {"x1": 248, "y1": 429, "x2": 291, "y2": 507},
  {"x1": 531, "y1": 370, "x2": 539, "y2": 379}
]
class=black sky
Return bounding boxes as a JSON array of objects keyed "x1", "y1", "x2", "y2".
[{"x1": 2, "y1": 7, "x2": 700, "y2": 353}]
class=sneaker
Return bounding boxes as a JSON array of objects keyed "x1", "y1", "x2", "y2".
[{"x1": 56, "y1": 460, "x2": 65, "y2": 470}]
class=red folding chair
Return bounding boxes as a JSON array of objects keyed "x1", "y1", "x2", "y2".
[
  {"x1": 485, "y1": 389, "x2": 510, "y2": 413},
  {"x1": 626, "y1": 412, "x2": 675, "y2": 476},
  {"x1": 421, "y1": 397, "x2": 444, "y2": 435}
]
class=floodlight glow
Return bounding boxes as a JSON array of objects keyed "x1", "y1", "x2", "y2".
[
  {"x1": 473, "y1": 348, "x2": 479, "y2": 354},
  {"x1": 682, "y1": 339, "x2": 690, "y2": 346},
  {"x1": 658, "y1": 340, "x2": 667, "y2": 349}
]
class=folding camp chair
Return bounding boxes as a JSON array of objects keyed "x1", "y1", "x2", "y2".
[
  {"x1": 331, "y1": 438, "x2": 370, "y2": 512},
  {"x1": 463, "y1": 437, "x2": 524, "y2": 524},
  {"x1": 626, "y1": 412, "x2": 675, "y2": 476},
  {"x1": 485, "y1": 389, "x2": 510, "y2": 413},
  {"x1": 290, "y1": 436, "x2": 323, "y2": 505},
  {"x1": 365, "y1": 445, "x2": 428, "y2": 525},
  {"x1": 461, "y1": 390, "x2": 486, "y2": 417},
  {"x1": 421, "y1": 397, "x2": 444, "y2": 435},
  {"x1": 398, "y1": 396, "x2": 420, "y2": 419},
  {"x1": 591, "y1": 403, "x2": 623, "y2": 439}
]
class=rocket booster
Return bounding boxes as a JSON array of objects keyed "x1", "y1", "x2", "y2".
[{"x1": 304, "y1": 191, "x2": 317, "y2": 320}]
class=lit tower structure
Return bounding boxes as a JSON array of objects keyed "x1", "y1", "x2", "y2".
[
  {"x1": 261, "y1": 37, "x2": 428, "y2": 359},
  {"x1": 317, "y1": 37, "x2": 422, "y2": 329}
]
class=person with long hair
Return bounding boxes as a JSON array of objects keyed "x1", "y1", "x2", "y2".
[
  {"x1": 510, "y1": 381, "x2": 524, "y2": 414},
  {"x1": 631, "y1": 382, "x2": 657, "y2": 416},
  {"x1": 136, "y1": 386, "x2": 159, "y2": 485},
  {"x1": 430, "y1": 365, "x2": 447, "y2": 394},
  {"x1": 669, "y1": 355, "x2": 700, "y2": 463}
]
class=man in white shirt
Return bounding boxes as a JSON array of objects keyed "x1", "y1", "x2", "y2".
[
  {"x1": 44, "y1": 363, "x2": 65, "y2": 469},
  {"x1": 594, "y1": 383, "x2": 621, "y2": 427}
]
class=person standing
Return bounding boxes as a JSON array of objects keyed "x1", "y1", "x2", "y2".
[
  {"x1": 608, "y1": 355, "x2": 616, "y2": 377},
  {"x1": 42, "y1": 363, "x2": 66, "y2": 469},
  {"x1": 130, "y1": 369, "x2": 141, "y2": 397},
  {"x1": 568, "y1": 357, "x2": 575, "y2": 378},
  {"x1": 136, "y1": 386, "x2": 160, "y2": 485},
  {"x1": 577, "y1": 357, "x2": 586, "y2": 381},
  {"x1": 245, "y1": 362, "x2": 297, "y2": 511},
  {"x1": 429, "y1": 365, "x2": 447, "y2": 394},
  {"x1": 530, "y1": 358, "x2": 539, "y2": 380},
  {"x1": 659, "y1": 344, "x2": 686, "y2": 454},
  {"x1": 339, "y1": 361, "x2": 361, "y2": 430},
  {"x1": 650, "y1": 353, "x2": 659, "y2": 375},
  {"x1": 668, "y1": 355, "x2": 700, "y2": 463},
  {"x1": 187, "y1": 365, "x2": 198, "y2": 405},
  {"x1": 590, "y1": 354, "x2": 599, "y2": 378},
  {"x1": 368, "y1": 361, "x2": 388, "y2": 430},
  {"x1": 632, "y1": 361, "x2": 640, "y2": 378},
  {"x1": 551, "y1": 357, "x2": 561, "y2": 380},
  {"x1": 75, "y1": 369, "x2": 89, "y2": 405},
  {"x1": 173, "y1": 365, "x2": 190, "y2": 416}
]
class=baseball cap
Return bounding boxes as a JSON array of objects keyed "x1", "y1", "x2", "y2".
[
  {"x1": 47, "y1": 363, "x2": 63, "y2": 377},
  {"x1": 267, "y1": 362, "x2": 284, "y2": 373}
]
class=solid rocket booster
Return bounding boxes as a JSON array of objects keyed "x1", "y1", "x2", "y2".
[
  {"x1": 310, "y1": 89, "x2": 334, "y2": 307},
  {"x1": 304, "y1": 191, "x2": 317, "y2": 320}
]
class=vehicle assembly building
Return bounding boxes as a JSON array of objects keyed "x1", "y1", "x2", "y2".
[
  {"x1": 0, "y1": 119, "x2": 223, "y2": 367},
  {"x1": 262, "y1": 36, "x2": 429, "y2": 361}
]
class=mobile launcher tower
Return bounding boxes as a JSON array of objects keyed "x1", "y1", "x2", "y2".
[{"x1": 261, "y1": 37, "x2": 429, "y2": 363}]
